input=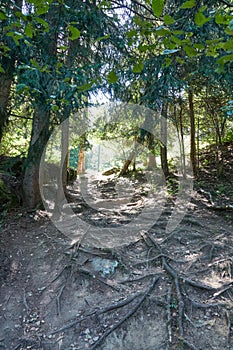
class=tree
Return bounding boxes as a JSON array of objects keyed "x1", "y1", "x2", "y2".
[{"x1": 0, "y1": 0, "x2": 23, "y2": 143}]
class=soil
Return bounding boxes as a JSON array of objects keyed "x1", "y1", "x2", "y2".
[{"x1": 1, "y1": 143, "x2": 233, "y2": 350}]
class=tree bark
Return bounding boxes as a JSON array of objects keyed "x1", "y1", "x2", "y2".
[
  {"x1": 160, "y1": 101, "x2": 169, "y2": 178},
  {"x1": 0, "y1": 0, "x2": 23, "y2": 144},
  {"x1": 188, "y1": 89, "x2": 197, "y2": 176},
  {"x1": 147, "y1": 154, "x2": 156, "y2": 170},
  {"x1": 78, "y1": 147, "x2": 85, "y2": 174},
  {"x1": 23, "y1": 103, "x2": 51, "y2": 208}
]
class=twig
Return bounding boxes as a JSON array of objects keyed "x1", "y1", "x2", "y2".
[
  {"x1": 56, "y1": 284, "x2": 65, "y2": 316},
  {"x1": 119, "y1": 273, "x2": 159, "y2": 284},
  {"x1": 50, "y1": 265, "x2": 70, "y2": 284},
  {"x1": 23, "y1": 290, "x2": 30, "y2": 312},
  {"x1": 212, "y1": 282, "x2": 233, "y2": 299},
  {"x1": 175, "y1": 277, "x2": 184, "y2": 337},
  {"x1": 225, "y1": 310, "x2": 231, "y2": 350},
  {"x1": 182, "y1": 339, "x2": 199, "y2": 350},
  {"x1": 167, "y1": 286, "x2": 172, "y2": 344},
  {"x1": 89, "y1": 277, "x2": 159, "y2": 349},
  {"x1": 12, "y1": 344, "x2": 21, "y2": 350}
]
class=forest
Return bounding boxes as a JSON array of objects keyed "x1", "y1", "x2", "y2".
[{"x1": 0, "y1": 1, "x2": 233, "y2": 350}]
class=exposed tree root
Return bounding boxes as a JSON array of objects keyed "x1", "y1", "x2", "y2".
[
  {"x1": 225, "y1": 309, "x2": 232, "y2": 349},
  {"x1": 50, "y1": 277, "x2": 159, "y2": 336},
  {"x1": 89, "y1": 276, "x2": 159, "y2": 349},
  {"x1": 56, "y1": 284, "x2": 65, "y2": 316},
  {"x1": 166, "y1": 286, "x2": 172, "y2": 344}
]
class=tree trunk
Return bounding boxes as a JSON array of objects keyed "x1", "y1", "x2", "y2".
[
  {"x1": 160, "y1": 101, "x2": 169, "y2": 178},
  {"x1": 0, "y1": 0, "x2": 22, "y2": 144},
  {"x1": 0, "y1": 57, "x2": 14, "y2": 144},
  {"x1": 78, "y1": 147, "x2": 85, "y2": 174},
  {"x1": 23, "y1": 103, "x2": 51, "y2": 208},
  {"x1": 147, "y1": 154, "x2": 156, "y2": 170},
  {"x1": 188, "y1": 89, "x2": 197, "y2": 176},
  {"x1": 120, "y1": 145, "x2": 139, "y2": 176}
]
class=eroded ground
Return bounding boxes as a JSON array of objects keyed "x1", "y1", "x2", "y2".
[{"x1": 0, "y1": 169, "x2": 233, "y2": 350}]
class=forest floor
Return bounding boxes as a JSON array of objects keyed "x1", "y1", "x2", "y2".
[{"x1": 0, "y1": 142, "x2": 233, "y2": 350}]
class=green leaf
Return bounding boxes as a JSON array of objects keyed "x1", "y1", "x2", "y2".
[
  {"x1": 24, "y1": 24, "x2": 33, "y2": 38},
  {"x1": 164, "y1": 57, "x2": 172, "y2": 67},
  {"x1": 176, "y1": 57, "x2": 184, "y2": 64},
  {"x1": 107, "y1": 70, "x2": 118, "y2": 83},
  {"x1": 215, "y1": 13, "x2": 228, "y2": 25},
  {"x1": 58, "y1": 45, "x2": 68, "y2": 50},
  {"x1": 171, "y1": 35, "x2": 182, "y2": 45},
  {"x1": 223, "y1": 40, "x2": 233, "y2": 51},
  {"x1": 173, "y1": 30, "x2": 184, "y2": 35},
  {"x1": 51, "y1": 104, "x2": 59, "y2": 112},
  {"x1": 0, "y1": 64, "x2": 5, "y2": 73},
  {"x1": 193, "y1": 43, "x2": 205, "y2": 50},
  {"x1": 94, "y1": 34, "x2": 110, "y2": 42},
  {"x1": 126, "y1": 29, "x2": 138, "y2": 38},
  {"x1": 184, "y1": 45, "x2": 197, "y2": 57},
  {"x1": 30, "y1": 59, "x2": 41, "y2": 70},
  {"x1": 138, "y1": 43, "x2": 148, "y2": 52},
  {"x1": 181, "y1": 0, "x2": 195, "y2": 9},
  {"x1": 195, "y1": 12, "x2": 210, "y2": 27},
  {"x1": 225, "y1": 27, "x2": 233, "y2": 36},
  {"x1": 36, "y1": 4, "x2": 49, "y2": 15},
  {"x1": 199, "y1": 5, "x2": 207, "y2": 12},
  {"x1": 78, "y1": 82, "x2": 94, "y2": 92},
  {"x1": 6, "y1": 31, "x2": 23, "y2": 45},
  {"x1": 68, "y1": 25, "x2": 81, "y2": 40},
  {"x1": 152, "y1": 0, "x2": 165, "y2": 18},
  {"x1": 36, "y1": 17, "x2": 49, "y2": 30},
  {"x1": 164, "y1": 15, "x2": 175, "y2": 25},
  {"x1": 217, "y1": 54, "x2": 233, "y2": 65},
  {"x1": 155, "y1": 26, "x2": 170, "y2": 36},
  {"x1": 0, "y1": 10, "x2": 7, "y2": 20},
  {"x1": 132, "y1": 61, "x2": 144, "y2": 73}
]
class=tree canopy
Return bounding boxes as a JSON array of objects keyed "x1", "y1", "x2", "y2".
[{"x1": 0, "y1": 0, "x2": 233, "y2": 207}]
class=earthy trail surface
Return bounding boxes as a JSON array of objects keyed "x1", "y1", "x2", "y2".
[{"x1": 1, "y1": 146, "x2": 233, "y2": 350}]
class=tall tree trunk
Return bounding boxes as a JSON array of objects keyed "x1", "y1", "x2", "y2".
[
  {"x1": 78, "y1": 147, "x2": 85, "y2": 174},
  {"x1": 160, "y1": 101, "x2": 169, "y2": 178},
  {"x1": 23, "y1": 103, "x2": 51, "y2": 208},
  {"x1": 188, "y1": 89, "x2": 197, "y2": 176},
  {"x1": 23, "y1": 3, "x2": 59, "y2": 208},
  {"x1": 0, "y1": 0, "x2": 22, "y2": 144},
  {"x1": 0, "y1": 56, "x2": 15, "y2": 145},
  {"x1": 54, "y1": 119, "x2": 69, "y2": 212}
]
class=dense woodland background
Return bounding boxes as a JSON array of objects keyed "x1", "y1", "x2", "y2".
[{"x1": 0, "y1": 0, "x2": 233, "y2": 210}]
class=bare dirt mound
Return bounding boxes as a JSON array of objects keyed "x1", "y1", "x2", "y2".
[{"x1": 0, "y1": 168, "x2": 233, "y2": 350}]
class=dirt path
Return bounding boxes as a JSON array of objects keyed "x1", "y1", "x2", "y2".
[{"x1": 0, "y1": 174, "x2": 233, "y2": 350}]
